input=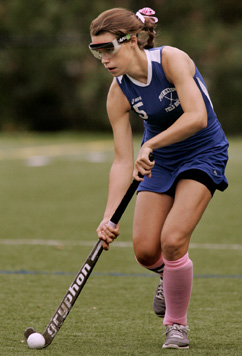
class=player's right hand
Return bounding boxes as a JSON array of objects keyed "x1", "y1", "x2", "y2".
[{"x1": 96, "y1": 219, "x2": 120, "y2": 250}]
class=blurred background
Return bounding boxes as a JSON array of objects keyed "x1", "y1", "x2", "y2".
[
  {"x1": 0, "y1": 4, "x2": 242, "y2": 355},
  {"x1": 0, "y1": 0, "x2": 241, "y2": 134}
]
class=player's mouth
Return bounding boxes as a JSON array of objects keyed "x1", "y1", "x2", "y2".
[{"x1": 106, "y1": 66, "x2": 117, "y2": 73}]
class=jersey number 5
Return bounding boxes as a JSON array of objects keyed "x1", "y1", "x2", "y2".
[{"x1": 133, "y1": 102, "x2": 148, "y2": 120}]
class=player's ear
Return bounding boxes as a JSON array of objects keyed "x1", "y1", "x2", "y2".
[{"x1": 130, "y1": 35, "x2": 138, "y2": 48}]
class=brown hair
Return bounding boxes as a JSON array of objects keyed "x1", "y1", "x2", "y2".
[{"x1": 90, "y1": 8, "x2": 157, "y2": 49}]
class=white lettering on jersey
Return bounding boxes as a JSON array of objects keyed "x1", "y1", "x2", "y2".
[{"x1": 159, "y1": 87, "x2": 180, "y2": 113}]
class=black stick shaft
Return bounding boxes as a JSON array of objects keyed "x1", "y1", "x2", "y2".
[
  {"x1": 110, "y1": 153, "x2": 154, "y2": 225},
  {"x1": 109, "y1": 179, "x2": 140, "y2": 225},
  {"x1": 42, "y1": 239, "x2": 103, "y2": 346},
  {"x1": 40, "y1": 153, "x2": 154, "y2": 347}
]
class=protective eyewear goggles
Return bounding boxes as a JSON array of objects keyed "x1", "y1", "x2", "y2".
[{"x1": 89, "y1": 34, "x2": 131, "y2": 60}]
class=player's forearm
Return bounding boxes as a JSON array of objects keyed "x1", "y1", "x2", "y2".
[
  {"x1": 103, "y1": 162, "x2": 133, "y2": 220},
  {"x1": 144, "y1": 112, "x2": 207, "y2": 151}
]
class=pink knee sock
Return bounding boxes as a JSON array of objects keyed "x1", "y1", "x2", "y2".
[
  {"x1": 136, "y1": 253, "x2": 164, "y2": 275},
  {"x1": 163, "y1": 253, "x2": 193, "y2": 326}
]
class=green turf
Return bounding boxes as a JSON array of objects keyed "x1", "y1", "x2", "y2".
[{"x1": 0, "y1": 133, "x2": 241, "y2": 355}]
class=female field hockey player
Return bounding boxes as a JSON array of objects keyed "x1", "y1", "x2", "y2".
[{"x1": 89, "y1": 7, "x2": 229, "y2": 349}]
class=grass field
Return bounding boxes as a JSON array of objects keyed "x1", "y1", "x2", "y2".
[{"x1": 0, "y1": 132, "x2": 241, "y2": 356}]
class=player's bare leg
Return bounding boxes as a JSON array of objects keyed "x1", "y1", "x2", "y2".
[
  {"x1": 133, "y1": 192, "x2": 173, "y2": 318},
  {"x1": 161, "y1": 179, "x2": 212, "y2": 348}
]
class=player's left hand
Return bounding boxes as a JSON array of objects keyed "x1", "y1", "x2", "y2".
[{"x1": 133, "y1": 146, "x2": 155, "y2": 181}]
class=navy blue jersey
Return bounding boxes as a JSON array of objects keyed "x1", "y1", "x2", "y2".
[{"x1": 116, "y1": 46, "x2": 228, "y2": 193}]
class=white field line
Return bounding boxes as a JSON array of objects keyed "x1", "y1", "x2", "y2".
[
  {"x1": 0, "y1": 140, "x2": 114, "y2": 161},
  {"x1": 0, "y1": 239, "x2": 242, "y2": 250}
]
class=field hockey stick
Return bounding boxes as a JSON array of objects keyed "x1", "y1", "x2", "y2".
[{"x1": 24, "y1": 153, "x2": 154, "y2": 348}]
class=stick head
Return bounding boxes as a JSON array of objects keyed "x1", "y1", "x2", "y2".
[{"x1": 24, "y1": 327, "x2": 36, "y2": 340}]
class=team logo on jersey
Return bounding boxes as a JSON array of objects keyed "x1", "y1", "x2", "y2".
[{"x1": 159, "y1": 88, "x2": 180, "y2": 113}]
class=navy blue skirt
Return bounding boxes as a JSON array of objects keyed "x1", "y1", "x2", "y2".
[{"x1": 137, "y1": 123, "x2": 229, "y2": 194}]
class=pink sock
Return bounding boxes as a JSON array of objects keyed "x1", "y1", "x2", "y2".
[
  {"x1": 163, "y1": 253, "x2": 193, "y2": 326},
  {"x1": 136, "y1": 253, "x2": 164, "y2": 275}
]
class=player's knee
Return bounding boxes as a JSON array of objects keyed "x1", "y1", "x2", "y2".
[
  {"x1": 135, "y1": 252, "x2": 161, "y2": 267},
  {"x1": 161, "y1": 228, "x2": 188, "y2": 260},
  {"x1": 133, "y1": 238, "x2": 160, "y2": 266}
]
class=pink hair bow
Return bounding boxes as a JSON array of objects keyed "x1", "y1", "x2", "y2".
[{"x1": 136, "y1": 7, "x2": 158, "y2": 24}]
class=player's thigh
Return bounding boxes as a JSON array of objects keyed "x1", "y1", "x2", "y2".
[
  {"x1": 133, "y1": 191, "x2": 173, "y2": 259},
  {"x1": 161, "y1": 179, "x2": 212, "y2": 259}
]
